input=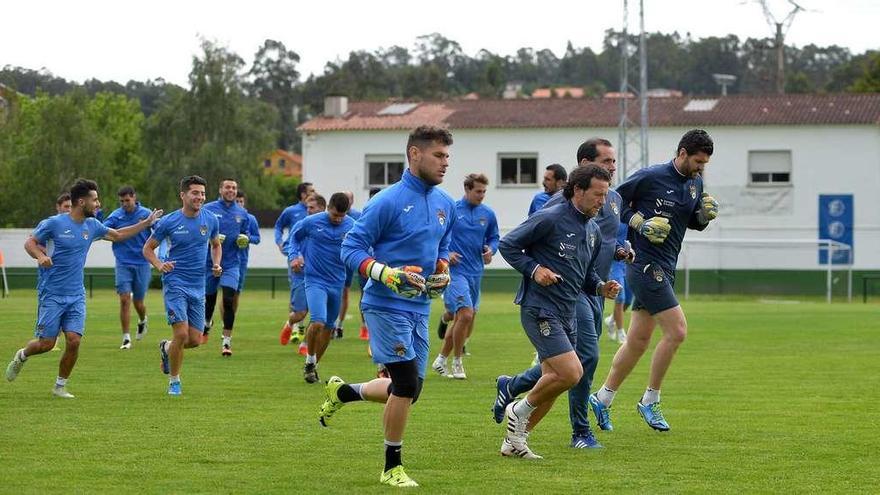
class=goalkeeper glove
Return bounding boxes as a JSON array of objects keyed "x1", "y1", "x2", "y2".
[
  {"x1": 236, "y1": 234, "x2": 250, "y2": 248},
  {"x1": 629, "y1": 213, "x2": 671, "y2": 244},
  {"x1": 361, "y1": 259, "x2": 426, "y2": 298},
  {"x1": 696, "y1": 192, "x2": 718, "y2": 224},
  {"x1": 426, "y1": 259, "x2": 451, "y2": 299}
]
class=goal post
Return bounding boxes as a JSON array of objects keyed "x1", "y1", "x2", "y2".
[{"x1": 680, "y1": 238, "x2": 853, "y2": 303}]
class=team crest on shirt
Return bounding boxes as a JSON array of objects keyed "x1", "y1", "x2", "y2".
[
  {"x1": 479, "y1": 217, "x2": 487, "y2": 226},
  {"x1": 611, "y1": 202, "x2": 619, "y2": 215},
  {"x1": 689, "y1": 184, "x2": 697, "y2": 199},
  {"x1": 168, "y1": 309, "x2": 176, "y2": 318},
  {"x1": 394, "y1": 343, "x2": 407, "y2": 357},
  {"x1": 235, "y1": 215, "x2": 242, "y2": 223},
  {"x1": 437, "y1": 209, "x2": 446, "y2": 226},
  {"x1": 82, "y1": 230, "x2": 89, "y2": 240},
  {"x1": 199, "y1": 225, "x2": 208, "y2": 236},
  {"x1": 589, "y1": 233, "x2": 596, "y2": 248}
]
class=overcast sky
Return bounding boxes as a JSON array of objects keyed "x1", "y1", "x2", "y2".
[{"x1": 2, "y1": 0, "x2": 877, "y2": 86}]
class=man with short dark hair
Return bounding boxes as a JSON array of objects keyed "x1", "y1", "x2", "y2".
[
  {"x1": 528, "y1": 164, "x2": 567, "y2": 216},
  {"x1": 202, "y1": 178, "x2": 249, "y2": 356},
  {"x1": 277, "y1": 182, "x2": 316, "y2": 345},
  {"x1": 104, "y1": 186, "x2": 154, "y2": 349},
  {"x1": 6, "y1": 179, "x2": 162, "y2": 397},
  {"x1": 432, "y1": 173, "x2": 499, "y2": 380},
  {"x1": 55, "y1": 193, "x2": 71, "y2": 214},
  {"x1": 282, "y1": 194, "x2": 325, "y2": 353},
  {"x1": 143, "y1": 175, "x2": 221, "y2": 396},
  {"x1": 293, "y1": 192, "x2": 355, "y2": 382},
  {"x1": 497, "y1": 165, "x2": 620, "y2": 459},
  {"x1": 494, "y1": 138, "x2": 630, "y2": 449},
  {"x1": 317, "y1": 125, "x2": 456, "y2": 487},
  {"x1": 590, "y1": 129, "x2": 718, "y2": 432}
]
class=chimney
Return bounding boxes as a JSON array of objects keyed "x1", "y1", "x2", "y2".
[{"x1": 324, "y1": 96, "x2": 348, "y2": 117}]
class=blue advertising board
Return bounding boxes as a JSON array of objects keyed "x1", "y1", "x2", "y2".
[{"x1": 818, "y1": 194, "x2": 853, "y2": 265}]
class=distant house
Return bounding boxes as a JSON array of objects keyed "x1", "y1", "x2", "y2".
[
  {"x1": 532, "y1": 87, "x2": 585, "y2": 98},
  {"x1": 262, "y1": 149, "x2": 302, "y2": 179},
  {"x1": 299, "y1": 94, "x2": 880, "y2": 271}
]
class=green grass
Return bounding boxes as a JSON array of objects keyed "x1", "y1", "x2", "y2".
[{"x1": 1, "y1": 290, "x2": 878, "y2": 493}]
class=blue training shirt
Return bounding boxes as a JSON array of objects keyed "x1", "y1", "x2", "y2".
[
  {"x1": 527, "y1": 191, "x2": 551, "y2": 216},
  {"x1": 286, "y1": 217, "x2": 307, "y2": 282},
  {"x1": 203, "y1": 198, "x2": 248, "y2": 270},
  {"x1": 341, "y1": 169, "x2": 455, "y2": 315},
  {"x1": 32, "y1": 213, "x2": 110, "y2": 297},
  {"x1": 617, "y1": 160, "x2": 707, "y2": 271},
  {"x1": 150, "y1": 209, "x2": 220, "y2": 290},
  {"x1": 103, "y1": 203, "x2": 152, "y2": 266},
  {"x1": 238, "y1": 212, "x2": 261, "y2": 265},
  {"x1": 292, "y1": 211, "x2": 355, "y2": 288},
  {"x1": 274, "y1": 202, "x2": 308, "y2": 254},
  {"x1": 347, "y1": 208, "x2": 362, "y2": 220},
  {"x1": 499, "y1": 200, "x2": 603, "y2": 318},
  {"x1": 449, "y1": 198, "x2": 500, "y2": 278},
  {"x1": 544, "y1": 188, "x2": 623, "y2": 280}
]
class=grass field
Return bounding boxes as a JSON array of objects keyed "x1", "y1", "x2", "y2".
[{"x1": 1, "y1": 289, "x2": 878, "y2": 493}]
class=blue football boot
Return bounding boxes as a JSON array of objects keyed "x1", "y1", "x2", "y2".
[
  {"x1": 637, "y1": 401, "x2": 670, "y2": 431},
  {"x1": 588, "y1": 393, "x2": 614, "y2": 431}
]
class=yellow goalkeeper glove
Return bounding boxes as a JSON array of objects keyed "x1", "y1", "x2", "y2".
[{"x1": 629, "y1": 213, "x2": 671, "y2": 244}]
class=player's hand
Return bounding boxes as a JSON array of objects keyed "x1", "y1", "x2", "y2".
[
  {"x1": 155, "y1": 261, "x2": 175, "y2": 273},
  {"x1": 146, "y1": 209, "x2": 164, "y2": 226},
  {"x1": 217, "y1": 234, "x2": 226, "y2": 243},
  {"x1": 212, "y1": 264, "x2": 222, "y2": 277},
  {"x1": 482, "y1": 245, "x2": 493, "y2": 265},
  {"x1": 533, "y1": 265, "x2": 563, "y2": 287},
  {"x1": 600, "y1": 280, "x2": 621, "y2": 299},
  {"x1": 290, "y1": 256, "x2": 304, "y2": 273},
  {"x1": 448, "y1": 252, "x2": 461, "y2": 265},
  {"x1": 364, "y1": 260, "x2": 425, "y2": 297},
  {"x1": 36, "y1": 255, "x2": 53, "y2": 268},
  {"x1": 696, "y1": 192, "x2": 719, "y2": 224},
  {"x1": 426, "y1": 260, "x2": 450, "y2": 299},
  {"x1": 236, "y1": 234, "x2": 249, "y2": 248},
  {"x1": 614, "y1": 240, "x2": 635, "y2": 263},
  {"x1": 630, "y1": 213, "x2": 671, "y2": 244}
]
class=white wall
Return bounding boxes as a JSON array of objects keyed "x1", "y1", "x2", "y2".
[{"x1": 303, "y1": 125, "x2": 880, "y2": 270}]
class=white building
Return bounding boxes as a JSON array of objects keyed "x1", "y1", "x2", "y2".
[{"x1": 300, "y1": 95, "x2": 880, "y2": 273}]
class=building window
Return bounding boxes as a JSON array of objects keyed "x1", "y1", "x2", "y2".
[
  {"x1": 263, "y1": 159, "x2": 271, "y2": 168},
  {"x1": 749, "y1": 150, "x2": 791, "y2": 185},
  {"x1": 279, "y1": 159, "x2": 286, "y2": 169},
  {"x1": 498, "y1": 153, "x2": 538, "y2": 186},
  {"x1": 366, "y1": 155, "x2": 405, "y2": 187}
]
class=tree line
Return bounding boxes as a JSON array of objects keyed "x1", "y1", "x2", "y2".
[{"x1": 1, "y1": 32, "x2": 878, "y2": 227}]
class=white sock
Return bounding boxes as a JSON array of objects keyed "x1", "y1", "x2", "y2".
[
  {"x1": 306, "y1": 354, "x2": 317, "y2": 364},
  {"x1": 223, "y1": 336, "x2": 231, "y2": 346},
  {"x1": 169, "y1": 375, "x2": 180, "y2": 384},
  {"x1": 350, "y1": 383, "x2": 365, "y2": 399},
  {"x1": 513, "y1": 398, "x2": 537, "y2": 419},
  {"x1": 452, "y1": 356, "x2": 462, "y2": 366},
  {"x1": 435, "y1": 354, "x2": 447, "y2": 362},
  {"x1": 139, "y1": 316, "x2": 147, "y2": 324},
  {"x1": 163, "y1": 340, "x2": 171, "y2": 352},
  {"x1": 17, "y1": 349, "x2": 28, "y2": 362},
  {"x1": 55, "y1": 377, "x2": 67, "y2": 388},
  {"x1": 123, "y1": 333, "x2": 131, "y2": 342},
  {"x1": 641, "y1": 388, "x2": 660, "y2": 405},
  {"x1": 296, "y1": 322, "x2": 305, "y2": 331},
  {"x1": 596, "y1": 386, "x2": 616, "y2": 406},
  {"x1": 604, "y1": 315, "x2": 613, "y2": 325}
]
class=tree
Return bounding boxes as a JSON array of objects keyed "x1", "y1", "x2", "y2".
[
  {"x1": 248, "y1": 40, "x2": 302, "y2": 151},
  {"x1": 849, "y1": 51, "x2": 880, "y2": 92}
]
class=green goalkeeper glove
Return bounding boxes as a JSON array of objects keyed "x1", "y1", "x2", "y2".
[
  {"x1": 696, "y1": 192, "x2": 718, "y2": 224},
  {"x1": 361, "y1": 259, "x2": 426, "y2": 298},
  {"x1": 629, "y1": 213, "x2": 671, "y2": 244},
  {"x1": 236, "y1": 234, "x2": 250, "y2": 249}
]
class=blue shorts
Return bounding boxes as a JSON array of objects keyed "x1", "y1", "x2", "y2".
[
  {"x1": 35, "y1": 293, "x2": 86, "y2": 338},
  {"x1": 205, "y1": 267, "x2": 240, "y2": 295},
  {"x1": 163, "y1": 286, "x2": 206, "y2": 331},
  {"x1": 363, "y1": 306, "x2": 430, "y2": 379},
  {"x1": 290, "y1": 276, "x2": 307, "y2": 312},
  {"x1": 443, "y1": 274, "x2": 481, "y2": 313},
  {"x1": 115, "y1": 264, "x2": 152, "y2": 300},
  {"x1": 305, "y1": 282, "x2": 343, "y2": 326},
  {"x1": 521, "y1": 305, "x2": 576, "y2": 361},
  {"x1": 237, "y1": 263, "x2": 248, "y2": 292},
  {"x1": 628, "y1": 262, "x2": 678, "y2": 315}
]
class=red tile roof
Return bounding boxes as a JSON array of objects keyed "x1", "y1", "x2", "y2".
[{"x1": 299, "y1": 94, "x2": 880, "y2": 132}]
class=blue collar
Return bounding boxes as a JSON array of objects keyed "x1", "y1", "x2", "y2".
[{"x1": 401, "y1": 169, "x2": 434, "y2": 194}]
